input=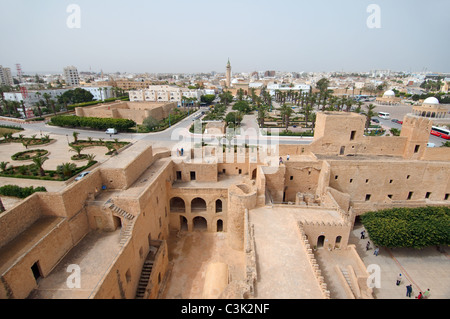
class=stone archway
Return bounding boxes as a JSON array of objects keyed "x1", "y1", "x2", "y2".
[
  {"x1": 180, "y1": 216, "x2": 188, "y2": 231},
  {"x1": 191, "y1": 197, "x2": 207, "y2": 212},
  {"x1": 215, "y1": 199, "x2": 223, "y2": 213},
  {"x1": 251, "y1": 169, "x2": 257, "y2": 180},
  {"x1": 193, "y1": 216, "x2": 207, "y2": 231},
  {"x1": 335, "y1": 235, "x2": 342, "y2": 249},
  {"x1": 170, "y1": 197, "x2": 185, "y2": 213},
  {"x1": 217, "y1": 219, "x2": 223, "y2": 232},
  {"x1": 317, "y1": 235, "x2": 325, "y2": 248}
]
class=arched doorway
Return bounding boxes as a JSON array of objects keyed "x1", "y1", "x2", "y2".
[
  {"x1": 251, "y1": 169, "x2": 257, "y2": 180},
  {"x1": 180, "y1": 216, "x2": 188, "y2": 231},
  {"x1": 317, "y1": 235, "x2": 325, "y2": 248},
  {"x1": 335, "y1": 236, "x2": 342, "y2": 249},
  {"x1": 193, "y1": 216, "x2": 207, "y2": 231},
  {"x1": 215, "y1": 199, "x2": 223, "y2": 213},
  {"x1": 191, "y1": 197, "x2": 207, "y2": 212},
  {"x1": 217, "y1": 219, "x2": 223, "y2": 232},
  {"x1": 170, "y1": 197, "x2": 185, "y2": 213}
]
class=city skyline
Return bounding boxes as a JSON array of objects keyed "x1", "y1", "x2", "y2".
[{"x1": 1, "y1": 0, "x2": 449, "y2": 75}]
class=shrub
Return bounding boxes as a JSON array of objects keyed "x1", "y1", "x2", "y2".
[
  {"x1": 49, "y1": 116, "x2": 136, "y2": 132},
  {"x1": 361, "y1": 206, "x2": 450, "y2": 248},
  {"x1": 0, "y1": 184, "x2": 47, "y2": 198}
]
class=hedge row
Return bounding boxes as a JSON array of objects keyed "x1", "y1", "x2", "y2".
[
  {"x1": 50, "y1": 115, "x2": 136, "y2": 132},
  {"x1": 0, "y1": 184, "x2": 47, "y2": 198},
  {"x1": 361, "y1": 206, "x2": 450, "y2": 249}
]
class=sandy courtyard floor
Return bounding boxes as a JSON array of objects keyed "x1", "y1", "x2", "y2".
[{"x1": 160, "y1": 230, "x2": 245, "y2": 299}]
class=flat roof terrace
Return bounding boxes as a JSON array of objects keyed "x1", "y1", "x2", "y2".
[{"x1": 27, "y1": 229, "x2": 122, "y2": 299}]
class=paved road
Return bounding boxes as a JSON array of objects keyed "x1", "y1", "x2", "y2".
[{"x1": 1, "y1": 103, "x2": 446, "y2": 148}]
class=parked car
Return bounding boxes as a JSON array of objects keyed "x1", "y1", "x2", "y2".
[
  {"x1": 105, "y1": 128, "x2": 118, "y2": 134},
  {"x1": 391, "y1": 119, "x2": 403, "y2": 124},
  {"x1": 75, "y1": 171, "x2": 90, "y2": 181},
  {"x1": 371, "y1": 118, "x2": 380, "y2": 123}
]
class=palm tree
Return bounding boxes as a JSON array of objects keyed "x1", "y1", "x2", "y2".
[
  {"x1": 0, "y1": 161, "x2": 9, "y2": 173},
  {"x1": 302, "y1": 103, "x2": 313, "y2": 128},
  {"x1": 86, "y1": 154, "x2": 96, "y2": 164},
  {"x1": 57, "y1": 162, "x2": 77, "y2": 178},
  {"x1": 257, "y1": 104, "x2": 269, "y2": 128},
  {"x1": 32, "y1": 156, "x2": 48, "y2": 176},
  {"x1": 73, "y1": 131, "x2": 80, "y2": 144},
  {"x1": 344, "y1": 98, "x2": 354, "y2": 112},
  {"x1": 20, "y1": 100, "x2": 27, "y2": 118},
  {"x1": 70, "y1": 145, "x2": 84, "y2": 158},
  {"x1": 280, "y1": 104, "x2": 293, "y2": 132},
  {"x1": 34, "y1": 102, "x2": 43, "y2": 117},
  {"x1": 362, "y1": 104, "x2": 377, "y2": 132},
  {"x1": 42, "y1": 93, "x2": 51, "y2": 106}
]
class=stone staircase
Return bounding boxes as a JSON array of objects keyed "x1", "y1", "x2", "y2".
[
  {"x1": 109, "y1": 203, "x2": 135, "y2": 221},
  {"x1": 135, "y1": 260, "x2": 154, "y2": 299},
  {"x1": 108, "y1": 203, "x2": 135, "y2": 246},
  {"x1": 340, "y1": 268, "x2": 354, "y2": 293}
]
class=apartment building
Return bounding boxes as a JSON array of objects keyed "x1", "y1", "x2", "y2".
[
  {"x1": 129, "y1": 85, "x2": 205, "y2": 104},
  {"x1": 63, "y1": 66, "x2": 80, "y2": 87},
  {"x1": 0, "y1": 65, "x2": 14, "y2": 86}
]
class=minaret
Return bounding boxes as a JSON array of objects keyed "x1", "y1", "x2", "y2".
[{"x1": 226, "y1": 58, "x2": 231, "y2": 88}]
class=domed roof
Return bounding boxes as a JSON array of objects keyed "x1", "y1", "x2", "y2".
[
  {"x1": 423, "y1": 97, "x2": 439, "y2": 105},
  {"x1": 383, "y1": 90, "x2": 395, "y2": 97}
]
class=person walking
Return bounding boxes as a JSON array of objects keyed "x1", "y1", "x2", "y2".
[
  {"x1": 279, "y1": 157, "x2": 283, "y2": 165},
  {"x1": 396, "y1": 274, "x2": 402, "y2": 286},
  {"x1": 373, "y1": 246, "x2": 379, "y2": 256},
  {"x1": 423, "y1": 288, "x2": 430, "y2": 299},
  {"x1": 360, "y1": 230, "x2": 366, "y2": 239},
  {"x1": 287, "y1": 154, "x2": 290, "y2": 161},
  {"x1": 406, "y1": 284, "x2": 412, "y2": 297},
  {"x1": 366, "y1": 241, "x2": 371, "y2": 251},
  {"x1": 417, "y1": 291, "x2": 423, "y2": 299}
]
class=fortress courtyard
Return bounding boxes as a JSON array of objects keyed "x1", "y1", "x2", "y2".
[{"x1": 0, "y1": 111, "x2": 449, "y2": 300}]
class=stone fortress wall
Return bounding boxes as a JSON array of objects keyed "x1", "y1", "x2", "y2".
[
  {"x1": 0, "y1": 112, "x2": 449, "y2": 299},
  {"x1": 75, "y1": 101, "x2": 179, "y2": 125}
]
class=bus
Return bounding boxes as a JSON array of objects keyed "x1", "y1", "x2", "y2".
[
  {"x1": 378, "y1": 112, "x2": 390, "y2": 119},
  {"x1": 430, "y1": 126, "x2": 450, "y2": 139}
]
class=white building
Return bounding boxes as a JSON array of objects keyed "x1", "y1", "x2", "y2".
[
  {"x1": 64, "y1": 66, "x2": 80, "y2": 87},
  {"x1": 3, "y1": 87, "x2": 112, "y2": 106},
  {"x1": 0, "y1": 65, "x2": 14, "y2": 86},
  {"x1": 82, "y1": 86, "x2": 113, "y2": 101},
  {"x1": 266, "y1": 83, "x2": 310, "y2": 96},
  {"x1": 129, "y1": 85, "x2": 206, "y2": 105}
]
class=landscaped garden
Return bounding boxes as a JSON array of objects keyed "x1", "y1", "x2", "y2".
[{"x1": 0, "y1": 130, "x2": 130, "y2": 181}]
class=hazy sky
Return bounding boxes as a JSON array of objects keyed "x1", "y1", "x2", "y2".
[{"x1": 1, "y1": 0, "x2": 449, "y2": 74}]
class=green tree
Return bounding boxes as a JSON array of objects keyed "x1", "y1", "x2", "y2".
[
  {"x1": 200, "y1": 94, "x2": 216, "y2": 105},
  {"x1": 32, "y1": 156, "x2": 48, "y2": 176},
  {"x1": 280, "y1": 104, "x2": 293, "y2": 132},
  {"x1": 219, "y1": 91, "x2": 233, "y2": 106},
  {"x1": 57, "y1": 163, "x2": 77, "y2": 178},
  {"x1": 362, "y1": 104, "x2": 377, "y2": 132},
  {"x1": 142, "y1": 116, "x2": 160, "y2": 131},
  {"x1": 58, "y1": 88, "x2": 94, "y2": 104},
  {"x1": 70, "y1": 145, "x2": 84, "y2": 157},
  {"x1": 73, "y1": 131, "x2": 80, "y2": 143},
  {"x1": 232, "y1": 100, "x2": 251, "y2": 114}
]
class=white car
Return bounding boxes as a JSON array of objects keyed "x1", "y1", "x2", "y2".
[
  {"x1": 105, "y1": 128, "x2": 118, "y2": 134},
  {"x1": 75, "y1": 171, "x2": 90, "y2": 181}
]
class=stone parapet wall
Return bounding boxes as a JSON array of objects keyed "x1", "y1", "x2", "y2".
[{"x1": 296, "y1": 222, "x2": 331, "y2": 299}]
